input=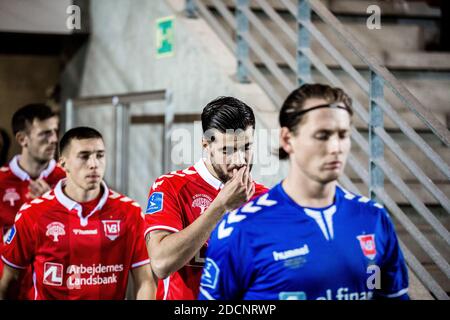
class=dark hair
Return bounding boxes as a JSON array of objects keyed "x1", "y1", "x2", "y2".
[
  {"x1": 0, "y1": 128, "x2": 11, "y2": 166},
  {"x1": 201, "y1": 96, "x2": 255, "y2": 139},
  {"x1": 279, "y1": 83, "x2": 353, "y2": 160},
  {"x1": 12, "y1": 104, "x2": 57, "y2": 135},
  {"x1": 59, "y1": 127, "x2": 103, "y2": 155}
]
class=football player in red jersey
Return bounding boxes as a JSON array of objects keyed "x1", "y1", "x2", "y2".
[
  {"x1": 145, "y1": 97, "x2": 269, "y2": 300},
  {"x1": 0, "y1": 127, "x2": 155, "y2": 300},
  {"x1": 0, "y1": 104, "x2": 65, "y2": 299}
]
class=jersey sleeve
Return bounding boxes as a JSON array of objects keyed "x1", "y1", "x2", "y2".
[
  {"x1": 374, "y1": 209, "x2": 409, "y2": 300},
  {"x1": 0, "y1": 193, "x2": 19, "y2": 229},
  {"x1": 198, "y1": 213, "x2": 254, "y2": 300},
  {"x1": 130, "y1": 206, "x2": 151, "y2": 269},
  {"x1": 1, "y1": 210, "x2": 35, "y2": 270},
  {"x1": 143, "y1": 178, "x2": 183, "y2": 237}
]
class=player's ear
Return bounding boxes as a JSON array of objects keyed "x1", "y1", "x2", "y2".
[
  {"x1": 202, "y1": 128, "x2": 216, "y2": 150},
  {"x1": 16, "y1": 131, "x2": 28, "y2": 148},
  {"x1": 59, "y1": 155, "x2": 67, "y2": 170},
  {"x1": 280, "y1": 127, "x2": 293, "y2": 155},
  {"x1": 202, "y1": 137, "x2": 208, "y2": 149}
]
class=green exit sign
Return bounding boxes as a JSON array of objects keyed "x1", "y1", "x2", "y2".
[{"x1": 156, "y1": 16, "x2": 174, "y2": 58}]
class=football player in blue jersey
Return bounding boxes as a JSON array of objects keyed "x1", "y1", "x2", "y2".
[{"x1": 198, "y1": 83, "x2": 409, "y2": 300}]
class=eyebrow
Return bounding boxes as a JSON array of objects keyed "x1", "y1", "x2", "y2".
[
  {"x1": 77, "y1": 150, "x2": 105, "y2": 155},
  {"x1": 314, "y1": 128, "x2": 349, "y2": 134},
  {"x1": 38, "y1": 129, "x2": 55, "y2": 135}
]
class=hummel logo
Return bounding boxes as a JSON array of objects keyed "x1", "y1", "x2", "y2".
[{"x1": 273, "y1": 244, "x2": 310, "y2": 261}]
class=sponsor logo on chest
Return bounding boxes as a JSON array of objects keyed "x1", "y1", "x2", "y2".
[
  {"x1": 102, "y1": 220, "x2": 121, "y2": 241},
  {"x1": 192, "y1": 194, "x2": 213, "y2": 214},
  {"x1": 43, "y1": 262, "x2": 64, "y2": 286},
  {"x1": 66, "y1": 263, "x2": 124, "y2": 289},
  {"x1": 46, "y1": 222, "x2": 66, "y2": 242},
  {"x1": 73, "y1": 228, "x2": 98, "y2": 236},
  {"x1": 42, "y1": 262, "x2": 124, "y2": 289},
  {"x1": 357, "y1": 234, "x2": 377, "y2": 260},
  {"x1": 272, "y1": 244, "x2": 310, "y2": 261}
]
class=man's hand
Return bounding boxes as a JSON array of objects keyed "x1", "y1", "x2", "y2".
[
  {"x1": 27, "y1": 179, "x2": 51, "y2": 199},
  {"x1": 215, "y1": 165, "x2": 255, "y2": 212}
]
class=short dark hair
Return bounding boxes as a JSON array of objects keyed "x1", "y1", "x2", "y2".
[
  {"x1": 201, "y1": 97, "x2": 256, "y2": 136},
  {"x1": 279, "y1": 83, "x2": 353, "y2": 160},
  {"x1": 59, "y1": 127, "x2": 103, "y2": 155},
  {"x1": 12, "y1": 104, "x2": 57, "y2": 135}
]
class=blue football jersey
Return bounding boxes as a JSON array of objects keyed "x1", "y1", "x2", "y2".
[{"x1": 199, "y1": 183, "x2": 409, "y2": 300}]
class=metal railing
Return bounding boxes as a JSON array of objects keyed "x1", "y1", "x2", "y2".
[
  {"x1": 65, "y1": 90, "x2": 173, "y2": 194},
  {"x1": 186, "y1": 0, "x2": 449, "y2": 299}
]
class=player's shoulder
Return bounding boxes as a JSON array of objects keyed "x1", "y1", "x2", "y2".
[
  {"x1": 337, "y1": 185, "x2": 387, "y2": 217},
  {"x1": 213, "y1": 189, "x2": 281, "y2": 242},
  {"x1": 150, "y1": 165, "x2": 198, "y2": 192},
  {"x1": 0, "y1": 164, "x2": 14, "y2": 181},
  {"x1": 106, "y1": 189, "x2": 142, "y2": 211},
  {"x1": 0, "y1": 164, "x2": 11, "y2": 174},
  {"x1": 15, "y1": 190, "x2": 58, "y2": 222}
]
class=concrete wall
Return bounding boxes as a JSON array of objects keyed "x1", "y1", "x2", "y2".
[
  {"x1": 69, "y1": 0, "x2": 287, "y2": 208},
  {"x1": 0, "y1": 0, "x2": 72, "y2": 34}
]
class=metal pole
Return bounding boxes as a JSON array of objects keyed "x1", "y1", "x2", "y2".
[
  {"x1": 121, "y1": 103, "x2": 130, "y2": 195},
  {"x1": 369, "y1": 70, "x2": 384, "y2": 202},
  {"x1": 297, "y1": 0, "x2": 311, "y2": 85},
  {"x1": 185, "y1": 0, "x2": 197, "y2": 18},
  {"x1": 163, "y1": 90, "x2": 174, "y2": 174},
  {"x1": 113, "y1": 96, "x2": 129, "y2": 193},
  {"x1": 64, "y1": 99, "x2": 74, "y2": 132},
  {"x1": 236, "y1": 0, "x2": 250, "y2": 83}
]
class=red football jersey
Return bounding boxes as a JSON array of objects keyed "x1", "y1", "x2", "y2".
[
  {"x1": 144, "y1": 159, "x2": 268, "y2": 300},
  {"x1": 1, "y1": 179, "x2": 150, "y2": 300},
  {"x1": 0, "y1": 155, "x2": 65, "y2": 298}
]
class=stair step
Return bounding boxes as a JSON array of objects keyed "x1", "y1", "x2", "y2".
[
  {"x1": 349, "y1": 181, "x2": 450, "y2": 206},
  {"x1": 205, "y1": 4, "x2": 450, "y2": 72},
  {"x1": 205, "y1": 0, "x2": 441, "y2": 19},
  {"x1": 396, "y1": 224, "x2": 450, "y2": 294},
  {"x1": 209, "y1": 7, "x2": 425, "y2": 54},
  {"x1": 329, "y1": 0, "x2": 441, "y2": 18},
  {"x1": 347, "y1": 146, "x2": 449, "y2": 182},
  {"x1": 385, "y1": 51, "x2": 450, "y2": 71},
  {"x1": 252, "y1": 50, "x2": 450, "y2": 73},
  {"x1": 397, "y1": 224, "x2": 450, "y2": 261},
  {"x1": 204, "y1": 0, "x2": 289, "y2": 12},
  {"x1": 204, "y1": 2, "x2": 448, "y2": 71},
  {"x1": 255, "y1": 66, "x2": 449, "y2": 130}
]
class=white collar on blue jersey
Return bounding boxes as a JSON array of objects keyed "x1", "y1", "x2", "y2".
[
  {"x1": 9, "y1": 155, "x2": 56, "y2": 181},
  {"x1": 54, "y1": 178, "x2": 109, "y2": 226},
  {"x1": 194, "y1": 158, "x2": 224, "y2": 190}
]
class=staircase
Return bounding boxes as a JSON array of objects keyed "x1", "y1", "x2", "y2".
[{"x1": 184, "y1": 0, "x2": 450, "y2": 299}]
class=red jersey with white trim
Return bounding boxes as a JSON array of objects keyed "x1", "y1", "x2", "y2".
[
  {"x1": 0, "y1": 155, "x2": 65, "y2": 298},
  {"x1": 144, "y1": 159, "x2": 268, "y2": 300},
  {"x1": 1, "y1": 179, "x2": 150, "y2": 300}
]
